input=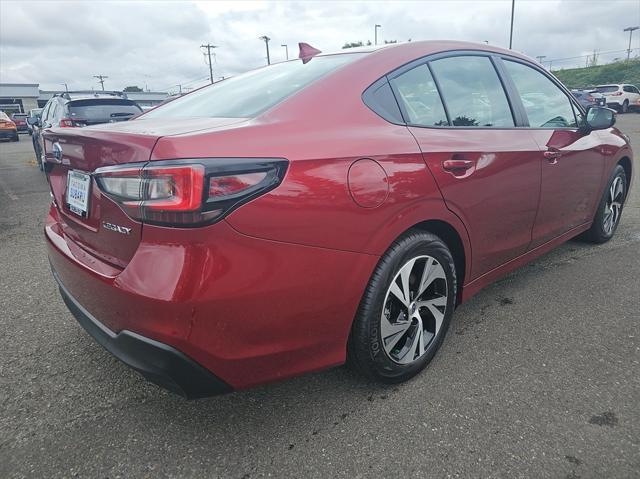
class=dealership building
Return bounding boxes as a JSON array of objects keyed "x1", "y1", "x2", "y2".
[{"x1": 0, "y1": 83, "x2": 169, "y2": 113}]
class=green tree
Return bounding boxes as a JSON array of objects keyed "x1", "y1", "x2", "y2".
[
  {"x1": 342, "y1": 41, "x2": 364, "y2": 49},
  {"x1": 123, "y1": 86, "x2": 143, "y2": 92}
]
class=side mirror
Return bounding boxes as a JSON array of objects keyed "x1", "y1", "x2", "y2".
[{"x1": 584, "y1": 107, "x2": 616, "y2": 131}]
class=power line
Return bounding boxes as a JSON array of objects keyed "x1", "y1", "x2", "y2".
[
  {"x1": 544, "y1": 48, "x2": 639, "y2": 66},
  {"x1": 93, "y1": 75, "x2": 108, "y2": 90}
]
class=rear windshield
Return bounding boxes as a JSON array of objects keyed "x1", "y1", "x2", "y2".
[
  {"x1": 143, "y1": 53, "x2": 365, "y2": 119},
  {"x1": 11, "y1": 114, "x2": 27, "y2": 119},
  {"x1": 68, "y1": 99, "x2": 142, "y2": 121},
  {"x1": 596, "y1": 85, "x2": 619, "y2": 93}
]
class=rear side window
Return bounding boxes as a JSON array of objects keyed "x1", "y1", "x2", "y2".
[
  {"x1": 429, "y1": 56, "x2": 514, "y2": 127},
  {"x1": 390, "y1": 64, "x2": 448, "y2": 126},
  {"x1": 143, "y1": 54, "x2": 364, "y2": 119},
  {"x1": 68, "y1": 99, "x2": 142, "y2": 122},
  {"x1": 504, "y1": 60, "x2": 577, "y2": 128}
]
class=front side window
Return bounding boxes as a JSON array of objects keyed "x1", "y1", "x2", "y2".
[
  {"x1": 504, "y1": 60, "x2": 577, "y2": 128},
  {"x1": 390, "y1": 64, "x2": 448, "y2": 127},
  {"x1": 41, "y1": 102, "x2": 52, "y2": 123},
  {"x1": 429, "y1": 56, "x2": 514, "y2": 127}
]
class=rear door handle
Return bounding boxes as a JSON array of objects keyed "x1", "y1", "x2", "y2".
[{"x1": 442, "y1": 158, "x2": 475, "y2": 171}]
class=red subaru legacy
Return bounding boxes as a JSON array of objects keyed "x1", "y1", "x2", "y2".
[{"x1": 44, "y1": 41, "x2": 633, "y2": 398}]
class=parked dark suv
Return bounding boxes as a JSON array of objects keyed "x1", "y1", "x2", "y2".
[{"x1": 31, "y1": 92, "x2": 142, "y2": 170}]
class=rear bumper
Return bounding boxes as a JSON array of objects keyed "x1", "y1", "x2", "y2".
[
  {"x1": 0, "y1": 129, "x2": 18, "y2": 139},
  {"x1": 52, "y1": 267, "x2": 233, "y2": 399},
  {"x1": 45, "y1": 203, "x2": 377, "y2": 391}
]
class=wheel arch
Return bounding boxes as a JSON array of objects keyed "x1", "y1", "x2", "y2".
[
  {"x1": 618, "y1": 156, "x2": 632, "y2": 192},
  {"x1": 410, "y1": 220, "x2": 467, "y2": 304}
]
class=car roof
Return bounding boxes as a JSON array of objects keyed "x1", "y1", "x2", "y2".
[{"x1": 54, "y1": 91, "x2": 130, "y2": 103}]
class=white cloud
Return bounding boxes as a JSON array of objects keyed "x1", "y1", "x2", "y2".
[{"x1": 1, "y1": 0, "x2": 639, "y2": 94}]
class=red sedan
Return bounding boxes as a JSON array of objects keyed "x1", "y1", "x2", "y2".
[{"x1": 44, "y1": 41, "x2": 633, "y2": 398}]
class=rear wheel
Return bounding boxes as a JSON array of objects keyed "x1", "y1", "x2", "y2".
[
  {"x1": 581, "y1": 165, "x2": 627, "y2": 243},
  {"x1": 621, "y1": 100, "x2": 629, "y2": 113},
  {"x1": 349, "y1": 231, "x2": 457, "y2": 383},
  {"x1": 13, "y1": 134, "x2": 19, "y2": 142}
]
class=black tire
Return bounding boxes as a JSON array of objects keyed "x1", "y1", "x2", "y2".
[
  {"x1": 348, "y1": 230, "x2": 457, "y2": 383},
  {"x1": 622, "y1": 100, "x2": 629, "y2": 114},
  {"x1": 13, "y1": 135, "x2": 19, "y2": 142},
  {"x1": 581, "y1": 165, "x2": 627, "y2": 243}
]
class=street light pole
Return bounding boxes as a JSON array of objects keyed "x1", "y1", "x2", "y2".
[
  {"x1": 624, "y1": 26, "x2": 639, "y2": 61},
  {"x1": 281, "y1": 44, "x2": 289, "y2": 60},
  {"x1": 259, "y1": 36, "x2": 271, "y2": 65},
  {"x1": 375, "y1": 24, "x2": 381, "y2": 45},
  {"x1": 509, "y1": 0, "x2": 515, "y2": 49}
]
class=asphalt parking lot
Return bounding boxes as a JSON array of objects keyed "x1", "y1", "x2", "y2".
[{"x1": 1, "y1": 119, "x2": 639, "y2": 479}]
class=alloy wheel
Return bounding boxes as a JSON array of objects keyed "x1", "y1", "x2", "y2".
[
  {"x1": 603, "y1": 176, "x2": 624, "y2": 235},
  {"x1": 380, "y1": 255, "x2": 448, "y2": 365}
]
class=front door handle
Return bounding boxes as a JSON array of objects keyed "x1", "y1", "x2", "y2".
[{"x1": 543, "y1": 149, "x2": 562, "y2": 163}]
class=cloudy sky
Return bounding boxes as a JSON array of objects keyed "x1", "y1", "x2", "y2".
[{"x1": 1, "y1": 0, "x2": 639, "y2": 93}]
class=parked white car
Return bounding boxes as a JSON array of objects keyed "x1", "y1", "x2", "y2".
[{"x1": 595, "y1": 84, "x2": 640, "y2": 113}]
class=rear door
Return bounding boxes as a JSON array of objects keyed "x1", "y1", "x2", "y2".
[
  {"x1": 501, "y1": 59, "x2": 605, "y2": 247},
  {"x1": 390, "y1": 54, "x2": 542, "y2": 280},
  {"x1": 35, "y1": 100, "x2": 54, "y2": 161}
]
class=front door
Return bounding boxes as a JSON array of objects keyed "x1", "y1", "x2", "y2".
[{"x1": 501, "y1": 59, "x2": 605, "y2": 247}]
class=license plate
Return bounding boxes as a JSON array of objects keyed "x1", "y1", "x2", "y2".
[{"x1": 66, "y1": 170, "x2": 91, "y2": 217}]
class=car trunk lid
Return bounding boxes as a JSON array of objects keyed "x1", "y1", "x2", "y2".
[{"x1": 43, "y1": 117, "x2": 246, "y2": 269}]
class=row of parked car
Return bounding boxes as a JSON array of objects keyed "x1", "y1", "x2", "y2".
[{"x1": 571, "y1": 83, "x2": 640, "y2": 113}]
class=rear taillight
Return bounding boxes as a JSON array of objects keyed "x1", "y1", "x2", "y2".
[
  {"x1": 60, "y1": 118, "x2": 88, "y2": 127},
  {"x1": 95, "y1": 159, "x2": 288, "y2": 227}
]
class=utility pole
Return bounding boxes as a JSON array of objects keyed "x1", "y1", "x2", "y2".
[
  {"x1": 624, "y1": 26, "x2": 639, "y2": 61},
  {"x1": 375, "y1": 24, "x2": 381, "y2": 45},
  {"x1": 508, "y1": 0, "x2": 515, "y2": 49},
  {"x1": 536, "y1": 55, "x2": 546, "y2": 64},
  {"x1": 60, "y1": 83, "x2": 69, "y2": 92},
  {"x1": 281, "y1": 44, "x2": 289, "y2": 60},
  {"x1": 259, "y1": 36, "x2": 271, "y2": 65},
  {"x1": 201, "y1": 43, "x2": 218, "y2": 84},
  {"x1": 93, "y1": 75, "x2": 108, "y2": 90}
]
